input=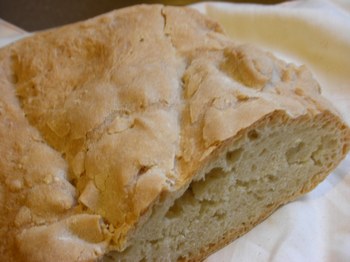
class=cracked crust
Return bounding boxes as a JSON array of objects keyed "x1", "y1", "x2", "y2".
[{"x1": 0, "y1": 4, "x2": 349, "y2": 262}]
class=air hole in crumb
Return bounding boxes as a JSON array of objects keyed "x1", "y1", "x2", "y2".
[
  {"x1": 253, "y1": 192, "x2": 263, "y2": 201},
  {"x1": 247, "y1": 129, "x2": 259, "y2": 140},
  {"x1": 236, "y1": 179, "x2": 257, "y2": 188},
  {"x1": 165, "y1": 188, "x2": 195, "y2": 219},
  {"x1": 213, "y1": 210, "x2": 227, "y2": 220},
  {"x1": 266, "y1": 174, "x2": 277, "y2": 182},
  {"x1": 226, "y1": 148, "x2": 243, "y2": 165},
  {"x1": 266, "y1": 203, "x2": 274, "y2": 208},
  {"x1": 311, "y1": 142, "x2": 327, "y2": 167},
  {"x1": 259, "y1": 149, "x2": 267, "y2": 156},
  {"x1": 285, "y1": 141, "x2": 305, "y2": 165},
  {"x1": 251, "y1": 164, "x2": 257, "y2": 172},
  {"x1": 322, "y1": 135, "x2": 337, "y2": 149},
  {"x1": 165, "y1": 201, "x2": 182, "y2": 219}
]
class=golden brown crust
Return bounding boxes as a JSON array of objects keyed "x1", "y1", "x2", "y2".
[{"x1": 0, "y1": 4, "x2": 349, "y2": 262}]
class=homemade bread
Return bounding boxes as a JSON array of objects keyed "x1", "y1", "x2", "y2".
[{"x1": 0, "y1": 5, "x2": 349, "y2": 262}]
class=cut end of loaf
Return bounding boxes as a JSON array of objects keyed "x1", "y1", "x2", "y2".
[{"x1": 107, "y1": 111, "x2": 349, "y2": 261}]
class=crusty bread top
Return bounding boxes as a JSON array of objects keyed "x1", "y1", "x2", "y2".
[{"x1": 0, "y1": 4, "x2": 348, "y2": 262}]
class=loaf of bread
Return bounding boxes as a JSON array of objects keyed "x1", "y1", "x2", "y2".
[{"x1": 0, "y1": 4, "x2": 349, "y2": 262}]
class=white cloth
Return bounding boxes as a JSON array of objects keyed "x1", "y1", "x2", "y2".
[
  {"x1": 0, "y1": 1, "x2": 349, "y2": 261},
  {"x1": 0, "y1": 19, "x2": 27, "y2": 46}
]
